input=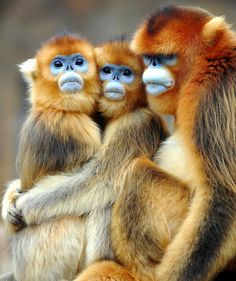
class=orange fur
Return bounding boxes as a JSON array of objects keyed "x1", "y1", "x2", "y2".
[
  {"x1": 75, "y1": 261, "x2": 138, "y2": 281},
  {"x1": 76, "y1": 5, "x2": 236, "y2": 281},
  {"x1": 131, "y1": 6, "x2": 212, "y2": 116},
  {"x1": 33, "y1": 35, "x2": 99, "y2": 114},
  {"x1": 95, "y1": 40, "x2": 146, "y2": 119},
  {"x1": 17, "y1": 34, "x2": 101, "y2": 191},
  {"x1": 130, "y1": 5, "x2": 236, "y2": 281}
]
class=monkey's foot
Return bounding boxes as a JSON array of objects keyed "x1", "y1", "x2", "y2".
[{"x1": 74, "y1": 261, "x2": 138, "y2": 281}]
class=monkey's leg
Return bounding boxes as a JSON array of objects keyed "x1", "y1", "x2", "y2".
[
  {"x1": 117, "y1": 157, "x2": 236, "y2": 281},
  {"x1": 154, "y1": 185, "x2": 236, "y2": 280},
  {"x1": 110, "y1": 157, "x2": 191, "y2": 281},
  {"x1": 84, "y1": 207, "x2": 114, "y2": 267},
  {"x1": 73, "y1": 155, "x2": 189, "y2": 281},
  {"x1": 12, "y1": 218, "x2": 85, "y2": 281}
]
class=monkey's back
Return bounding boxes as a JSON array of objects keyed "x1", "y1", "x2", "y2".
[{"x1": 17, "y1": 109, "x2": 101, "y2": 191}]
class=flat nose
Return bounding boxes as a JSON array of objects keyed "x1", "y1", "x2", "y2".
[
  {"x1": 113, "y1": 75, "x2": 119, "y2": 81},
  {"x1": 151, "y1": 58, "x2": 157, "y2": 67},
  {"x1": 66, "y1": 65, "x2": 74, "y2": 71}
]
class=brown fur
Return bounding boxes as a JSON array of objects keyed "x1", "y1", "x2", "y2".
[{"x1": 75, "y1": 5, "x2": 236, "y2": 281}]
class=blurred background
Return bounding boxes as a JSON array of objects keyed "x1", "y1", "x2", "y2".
[{"x1": 0, "y1": 0, "x2": 236, "y2": 274}]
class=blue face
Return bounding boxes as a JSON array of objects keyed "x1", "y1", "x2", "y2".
[
  {"x1": 99, "y1": 64, "x2": 134, "y2": 101},
  {"x1": 142, "y1": 55, "x2": 177, "y2": 96},
  {"x1": 143, "y1": 55, "x2": 177, "y2": 68},
  {"x1": 99, "y1": 64, "x2": 134, "y2": 84},
  {"x1": 50, "y1": 53, "x2": 88, "y2": 75},
  {"x1": 50, "y1": 53, "x2": 88, "y2": 94}
]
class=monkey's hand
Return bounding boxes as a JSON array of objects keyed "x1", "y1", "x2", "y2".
[
  {"x1": 15, "y1": 187, "x2": 51, "y2": 226},
  {"x1": 1, "y1": 179, "x2": 26, "y2": 233}
]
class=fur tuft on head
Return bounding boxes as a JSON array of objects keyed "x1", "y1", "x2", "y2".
[
  {"x1": 202, "y1": 16, "x2": 227, "y2": 45},
  {"x1": 108, "y1": 35, "x2": 127, "y2": 44},
  {"x1": 18, "y1": 58, "x2": 37, "y2": 84},
  {"x1": 95, "y1": 39, "x2": 140, "y2": 71}
]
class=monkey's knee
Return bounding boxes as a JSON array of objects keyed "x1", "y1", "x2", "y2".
[{"x1": 74, "y1": 261, "x2": 138, "y2": 281}]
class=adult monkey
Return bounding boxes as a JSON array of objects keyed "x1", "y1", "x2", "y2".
[
  {"x1": 74, "y1": 5, "x2": 236, "y2": 281},
  {"x1": 130, "y1": 7, "x2": 236, "y2": 280}
]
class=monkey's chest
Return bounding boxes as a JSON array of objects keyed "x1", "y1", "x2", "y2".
[{"x1": 154, "y1": 132, "x2": 197, "y2": 185}]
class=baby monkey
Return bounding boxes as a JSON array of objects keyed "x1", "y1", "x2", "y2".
[{"x1": 2, "y1": 34, "x2": 101, "y2": 281}]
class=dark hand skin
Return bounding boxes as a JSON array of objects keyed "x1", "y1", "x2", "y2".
[{"x1": 7, "y1": 189, "x2": 26, "y2": 231}]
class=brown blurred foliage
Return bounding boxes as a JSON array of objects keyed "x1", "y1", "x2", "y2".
[{"x1": 0, "y1": 0, "x2": 235, "y2": 274}]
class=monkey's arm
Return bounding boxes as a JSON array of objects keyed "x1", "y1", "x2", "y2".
[
  {"x1": 115, "y1": 152, "x2": 236, "y2": 281},
  {"x1": 13, "y1": 108, "x2": 167, "y2": 226}
]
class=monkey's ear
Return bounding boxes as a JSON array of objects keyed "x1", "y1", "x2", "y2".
[
  {"x1": 202, "y1": 16, "x2": 226, "y2": 45},
  {"x1": 18, "y1": 58, "x2": 37, "y2": 83}
]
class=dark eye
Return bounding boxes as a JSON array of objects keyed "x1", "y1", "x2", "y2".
[
  {"x1": 163, "y1": 54, "x2": 177, "y2": 65},
  {"x1": 166, "y1": 54, "x2": 175, "y2": 60},
  {"x1": 75, "y1": 58, "x2": 84, "y2": 66},
  {"x1": 123, "y1": 69, "x2": 132, "y2": 76},
  {"x1": 102, "y1": 66, "x2": 111, "y2": 74},
  {"x1": 53, "y1": 60, "x2": 63, "y2": 68}
]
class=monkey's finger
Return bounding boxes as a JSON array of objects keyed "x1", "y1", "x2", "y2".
[
  {"x1": 8, "y1": 208, "x2": 25, "y2": 222},
  {"x1": 7, "y1": 209, "x2": 26, "y2": 230},
  {"x1": 7, "y1": 211, "x2": 23, "y2": 225}
]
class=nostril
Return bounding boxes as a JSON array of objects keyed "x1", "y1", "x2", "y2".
[
  {"x1": 70, "y1": 65, "x2": 74, "y2": 70},
  {"x1": 151, "y1": 59, "x2": 157, "y2": 67},
  {"x1": 66, "y1": 65, "x2": 69, "y2": 71}
]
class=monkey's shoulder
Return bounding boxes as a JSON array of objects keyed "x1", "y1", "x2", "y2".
[
  {"x1": 126, "y1": 107, "x2": 168, "y2": 141},
  {"x1": 17, "y1": 112, "x2": 100, "y2": 177}
]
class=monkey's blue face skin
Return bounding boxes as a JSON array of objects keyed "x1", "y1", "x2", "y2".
[
  {"x1": 50, "y1": 53, "x2": 88, "y2": 94},
  {"x1": 142, "y1": 55, "x2": 176, "y2": 96},
  {"x1": 99, "y1": 64, "x2": 134, "y2": 100}
]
